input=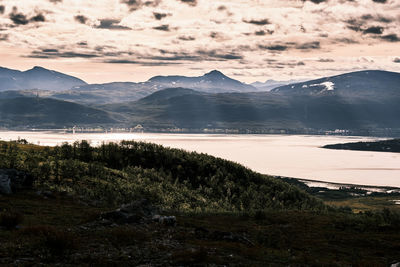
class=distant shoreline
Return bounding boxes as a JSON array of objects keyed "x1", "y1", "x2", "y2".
[
  {"x1": 0, "y1": 128, "x2": 399, "y2": 138},
  {"x1": 275, "y1": 176, "x2": 400, "y2": 192},
  {"x1": 323, "y1": 138, "x2": 400, "y2": 153}
]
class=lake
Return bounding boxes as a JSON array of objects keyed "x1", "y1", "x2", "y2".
[{"x1": 1, "y1": 131, "x2": 399, "y2": 187}]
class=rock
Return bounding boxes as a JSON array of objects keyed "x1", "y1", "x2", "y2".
[
  {"x1": 0, "y1": 174, "x2": 12, "y2": 194},
  {"x1": 0, "y1": 169, "x2": 33, "y2": 194},
  {"x1": 36, "y1": 190, "x2": 56, "y2": 199},
  {"x1": 152, "y1": 215, "x2": 177, "y2": 226},
  {"x1": 194, "y1": 228, "x2": 254, "y2": 246},
  {"x1": 194, "y1": 227, "x2": 209, "y2": 239},
  {"x1": 101, "y1": 199, "x2": 158, "y2": 225}
]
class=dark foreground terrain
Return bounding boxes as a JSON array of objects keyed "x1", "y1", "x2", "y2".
[{"x1": 1, "y1": 140, "x2": 400, "y2": 266}]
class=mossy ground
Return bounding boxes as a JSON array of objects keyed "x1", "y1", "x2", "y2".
[{"x1": 1, "y1": 190, "x2": 399, "y2": 266}]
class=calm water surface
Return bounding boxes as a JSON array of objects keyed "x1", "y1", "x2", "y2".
[{"x1": 1, "y1": 131, "x2": 399, "y2": 187}]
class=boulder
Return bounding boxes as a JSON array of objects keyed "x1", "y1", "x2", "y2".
[
  {"x1": 101, "y1": 199, "x2": 159, "y2": 225},
  {"x1": 0, "y1": 169, "x2": 33, "y2": 194},
  {"x1": 152, "y1": 215, "x2": 177, "y2": 226}
]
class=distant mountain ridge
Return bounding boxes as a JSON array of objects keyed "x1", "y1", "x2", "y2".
[
  {"x1": 272, "y1": 70, "x2": 400, "y2": 97},
  {"x1": 148, "y1": 70, "x2": 257, "y2": 93},
  {"x1": 20, "y1": 69, "x2": 259, "y2": 104},
  {"x1": 101, "y1": 70, "x2": 400, "y2": 132},
  {"x1": 1, "y1": 67, "x2": 399, "y2": 133},
  {"x1": 251, "y1": 79, "x2": 307, "y2": 91},
  {"x1": 0, "y1": 66, "x2": 87, "y2": 91},
  {"x1": 0, "y1": 97, "x2": 115, "y2": 127}
]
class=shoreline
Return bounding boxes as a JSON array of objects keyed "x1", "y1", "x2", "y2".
[{"x1": 273, "y1": 175, "x2": 400, "y2": 193}]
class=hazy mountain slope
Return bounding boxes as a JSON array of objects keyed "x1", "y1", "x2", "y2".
[
  {"x1": 0, "y1": 97, "x2": 116, "y2": 127},
  {"x1": 272, "y1": 70, "x2": 400, "y2": 97},
  {"x1": 251, "y1": 79, "x2": 306, "y2": 91},
  {"x1": 148, "y1": 70, "x2": 257, "y2": 93},
  {"x1": 50, "y1": 70, "x2": 257, "y2": 105},
  {"x1": 52, "y1": 82, "x2": 160, "y2": 104},
  {"x1": 102, "y1": 72, "x2": 400, "y2": 130},
  {"x1": 0, "y1": 66, "x2": 87, "y2": 91}
]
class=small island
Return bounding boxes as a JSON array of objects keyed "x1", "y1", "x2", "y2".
[{"x1": 323, "y1": 138, "x2": 400, "y2": 153}]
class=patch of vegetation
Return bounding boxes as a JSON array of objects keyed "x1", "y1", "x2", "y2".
[
  {"x1": 0, "y1": 140, "x2": 324, "y2": 212},
  {"x1": 0, "y1": 210, "x2": 24, "y2": 230},
  {"x1": 0, "y1": 140, "x2": 400, "y2": 265}
]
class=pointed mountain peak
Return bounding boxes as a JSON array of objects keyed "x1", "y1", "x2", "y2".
[
  {"x1": 25, "y1": 66, "x2": 51, "y2": 74},
  {"x1": 31, "y1": 66, "x2": 48, "y2": 71},
  {"x1": 204, "y1": 70, "x2": 226, "y2": 77}
]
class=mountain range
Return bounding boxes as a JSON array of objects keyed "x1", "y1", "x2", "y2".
[
  {"x1": 251, "y1": 79, "x2": 306, "y2": 91},
  {"x1": 0, "y1": 66, "x2": 399, "y2": 134},
  {"x1": 0, "y1": 68, "x2": 258, "y2": 104},
  {"x1": 0, "y1": 66, "x2": 87, "y2": 91}
]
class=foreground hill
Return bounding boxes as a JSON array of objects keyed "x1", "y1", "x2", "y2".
[
  {"x1": 0, "y1": 66, "x2": 87, "y2": 91},
  {"x1": 0, "y1": 97, "x2": 116, "y2": 127},
  {"x1": 0, "y1": 140, "x2": 399, "y2": 265},
  {"x1": 0, "y1": 140, "x2": 323, "y2": 211}
]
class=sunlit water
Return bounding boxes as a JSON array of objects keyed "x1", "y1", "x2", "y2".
[{"x1": 1, "y1": 131, "x2": 399, "y2": 187}]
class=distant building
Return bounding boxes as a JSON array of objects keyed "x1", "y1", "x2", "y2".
[{"x1": 133, "y1": 124, "x2": 144, "y2": 133}]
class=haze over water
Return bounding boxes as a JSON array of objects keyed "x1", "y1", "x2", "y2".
[{"x1": 1, "y1": 131, "x2": 399, "y2": 188}]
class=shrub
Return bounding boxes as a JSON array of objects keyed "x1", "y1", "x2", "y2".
[
  {"x1": 22, "y1": 225, "x2": 77, "y2": 255},
  {"x1": 0, "y1": 211, "x2": 23, "y2": 230}
]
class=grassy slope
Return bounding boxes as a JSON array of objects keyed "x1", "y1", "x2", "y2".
[
  {"x1": 1, "y1": 190, "x2": 400, "y2": 266},
  {"x1": 0, "y1": 140, "x2": 400, "y2": 265}
]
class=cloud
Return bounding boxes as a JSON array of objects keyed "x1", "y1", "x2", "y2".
[
  {"x1": 30, "y1": 14, "x2": 46, "y2": 22},
  {"x1": 9, "y1": 8, "x2": 46, "y2": 25},
  {"x1": 254, "y1": 30, "x2": 274, "y2": 36},
  {"x1": 153, "y1": 24, "x2": 169, "y2": 31},
  {"x1": 9, "y1": 8, "x2": 29, "y2": 25},
  {"x1": 153, "y1": 12, "x2": 168, "y2": 20},
  {"x1": 121, "y1": 0, "x2": 161, "y2": 11},
  {"x1": 1, "y1": 0, "x2": 399, "y2": 82},
  {"x1": 318, "y1": 58, "x2": 335, "y2": 62},
  {"x1": 74, "y1": 15, "x2": 88, "y2": 24},
  {"x1": 178, "y1": 35, "x2": 195, "y2": 41},
  {"x1": 295, "y1": 41, "x2": 320, "y2": 50},
  {"x1": 179, "y1": 0, "x2": 197, "y2": 7},
  {"x1": 305, "y1": 0, "x2": 327, "y2": 4},
  {"x1": 105, "y1": 59, "x2": 182, "y2": 66},
  {"x1": 0, "y1": 34, "x2": 8, "y2": 41},
  {"x1": 393, "y1": 58, "x2": 400, "y2": 63},
  {"x1": 195, "y1": 49, "x2": 243, "y2": 60},
  {"x1": 376, "y1": 16, "x2": 393, "y2": 23},
  {"x1": 258, "y1": 44, "x2": 288, "y2": 51},
  {"x1": 28, "y1": 48, "x2": 100, "y2": 59},
  {"x1": 363, "y1": 26, "x2": 384, "y2": 34},
  {"x1": 217, "y1": 5, "x2": 227, "y2": 11},
  {"x1": 335, "y1": 38, "x2": 359, "y2": 44},
  {"x1": 381, "y1": 34, "x2": 399, "y2": 42},
  {"x1": 243, "y1": 18, "x2": 271, "y2": 26},
  {"x1": 96, "y1": 19, "x2": 131, "y2": 30}
]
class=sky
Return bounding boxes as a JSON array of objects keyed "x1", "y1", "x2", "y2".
[{"x1": 0, "y1": 0, "x2": 399, "y2": 84}]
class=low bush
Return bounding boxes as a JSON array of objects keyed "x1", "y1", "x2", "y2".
[{"x1": 0, "y1": 210, "x2": 23, "y2": 230}]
